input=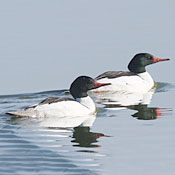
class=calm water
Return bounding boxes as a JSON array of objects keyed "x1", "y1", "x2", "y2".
[{"x1": 0, "y1": 82, "x2": 175, "y2": 175}]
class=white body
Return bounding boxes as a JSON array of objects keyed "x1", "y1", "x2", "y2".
[
  {"x1": 93, "y1": 72, "x2": 154, "y2": 93},
  {"x1": 9, "y1": 96, "x2": 96, "y2": 118},
  {"x1": 31, "y1": 96, "x2": 96, "y2": 118}
]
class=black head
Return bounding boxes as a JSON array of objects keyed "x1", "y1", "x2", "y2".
[
  {"x1": 70, "y1": 76, "x2": 110, "y2": 99},
  {"x1": 128, "y1": 53, "x2": 169, "y2": 73}
]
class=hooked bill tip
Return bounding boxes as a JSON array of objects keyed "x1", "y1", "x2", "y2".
[{"x1": 153, "y1": 56, "x2": 170, "y2": 63}]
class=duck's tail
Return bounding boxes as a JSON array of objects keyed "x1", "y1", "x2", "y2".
[{"x1": 6, "y1": 107, "x2": 35, "y2": 117}]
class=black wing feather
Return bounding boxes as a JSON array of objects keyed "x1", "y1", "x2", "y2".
[
  {"x1": 39, "y1": 97, "x2": 75, "y2": 105},
  {"x1": 24, "y1": 97, "x2": 75, "y2": 110},
  {"x1": 95, "y1": 71, "x2": 137, "y2": 80}
]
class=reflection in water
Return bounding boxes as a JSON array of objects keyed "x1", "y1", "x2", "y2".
[
  {"x1": 93, "y1": 82, "x2": 173, "y2": 120},
  {"x1": 91, "y1": 89, "x2": 155, "y2": 107},
  {"x1": 0, "y1": 124, "x2": 102, "y2": 175},
  {"x1": 1, "y1": 82, "x2": 174, "y2": 174},
  {"x1": 129, "y1": 104, "x2": 171, "y2": 120},
  {"x1": 155, "y1": 82, "x2": 175, "y2": 93},
  {"x1": 8, "y1": 113, "x2": 97, "y2": 128},
  {"x1": 104, "y1": 103, "x2": 171, "y2": 120},
  {"x1": 38, "y1": 114, "x2": 97, "y2": 128},
  {"x1": 7, "y1": 114, "x2": 107, "y2": 148},
  {"x1": 91, "y1": 82, "x2": 174, "y2": 107},
  {"x1": 71, "y1": 127, "x2": 106, "y2": 148}
]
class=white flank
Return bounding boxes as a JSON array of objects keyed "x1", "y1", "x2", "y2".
[
  {"x1": 93, "y1": 72, "x2": 154, "y2": 92},
  {"x1": 6, "y1": 96, "x2": 96, "y2": 118}
]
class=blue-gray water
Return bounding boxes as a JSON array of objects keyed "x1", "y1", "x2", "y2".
[
  {"x1": 0, "y1": 0, "x2": 174, "y2": 95},
  {"x1": 0, "y1": 82, "x2": 175, "y2": 175}
]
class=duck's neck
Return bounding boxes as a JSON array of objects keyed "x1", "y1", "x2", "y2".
[
  {"x1": 128, "y1": 64, "x2": 146, "y2": 73},
  {"x1": 138, "y1": 71, "x2": 154, "y2": 85},
  {"x1": 76, "y1": 96, "x2": 96, "y2": 113}
]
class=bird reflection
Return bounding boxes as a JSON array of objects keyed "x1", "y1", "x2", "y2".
[
  {"x1": 91, "y1": 83, "x2": 172, "y2": 120},
  {"x1": 71, "y1": 126, "x2": 106, "y2": 148},
  {"x1": 129, "y1": 104, "x2": 168, "y2": 120},
  {"x1": 103, "y1": 103, "x2": 171, "y2": 120},
  {"x1": 91, "y1": 89, "x2": 155, "y2": 107},
  {"x1": 7, "y1": 114, "x2": 107, "y2": 148}
]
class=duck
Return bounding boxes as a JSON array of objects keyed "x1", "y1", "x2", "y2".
[
  {"x1": 6, "y1": 76, "x2": 110, "y2": 118},
  {"x1": 92, "y1": 53, "x2": 169, "y2": 92}
]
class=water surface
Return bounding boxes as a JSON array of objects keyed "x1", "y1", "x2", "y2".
[{"x1": 0, "y1": 82, "x2": 175, "y2": 175}]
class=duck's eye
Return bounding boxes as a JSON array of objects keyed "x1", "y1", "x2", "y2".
[{"x1": 147, "y1": 56, "x2": 152, "y2": 60}]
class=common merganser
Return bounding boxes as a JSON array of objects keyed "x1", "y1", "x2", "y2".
[
  {"x1": 6, "y1": 76, "x2": 110, "y2": 118},
  {"x1": 92, "y1": 53, "x2": 169, "y2": 92}
]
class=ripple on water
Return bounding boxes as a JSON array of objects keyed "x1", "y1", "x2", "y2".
[
  {"x1": 156, "y1": 82, "x2": 175, "y2": 93},
  {"x1": 0, "y1": 121, "x2": 101, "y2": 175},
  {"x1": 1, "y1": 85, "x2": 175, "y2": 175}
]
